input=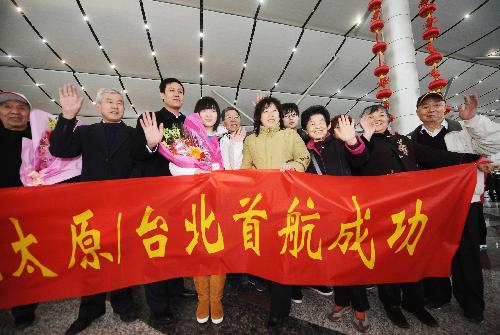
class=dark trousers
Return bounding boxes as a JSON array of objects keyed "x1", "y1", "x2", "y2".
[
  {"x1": 334, "y1": 285, "x2": 369, "y2": 312},
  {"x1": 423, "y1": 203, "x2": 484, "y2": 316},
  {"x1": 478, "y1": 203, "x2": 487, "y2": 245},
  {"x1": 378, "y1": 281, "x2": 424, "y2": 312},
  {"x1": 11, "y1": 303, "x2": 38, "y2": 320},
  {"x1": 78, "y1": 287, "x2": 134, "y2": 320},
  {"x1": 269, "y1": 282, "x2": 291, "y2": 318},
  {"x1": 144, "y1": 278, "x2": 182, "y2": 315}
]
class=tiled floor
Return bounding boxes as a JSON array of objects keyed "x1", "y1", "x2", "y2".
[{"x1": 1, "y1": 203, "x2": 500, "y2": 334}]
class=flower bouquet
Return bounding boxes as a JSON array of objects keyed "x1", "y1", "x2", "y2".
[
  {"x1": 20, "y1": 109, "x2": 82, "y2": 186},
  {"x1": 157, "y1": 113, "x2": 224, "y2": 171}
]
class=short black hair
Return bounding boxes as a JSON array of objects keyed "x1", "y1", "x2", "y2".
[
  {"x1": 194, "y1": 96, "x2": 221, "y2": 130},
  {"x1": 361, "y1": 104, "x2": 389, "y2": 117},
  {"x1": 254, "y1": 96, "x2": 284, "y2": 136},
  {"x1": 159, "y1": 78, "x2": 185, "y2": 94},
  {"x1": 282, "y1": 103, "x2": 299, "y2": 116},
  {"x1": 301, "y1": 105, "x2": 330, "y2": 130},
  {"x1": 221, "y1": 107, "x2": 240, "y2": 121}
]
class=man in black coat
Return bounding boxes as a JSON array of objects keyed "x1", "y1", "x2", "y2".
[
  {"x1": 0, "y1": 92, "x2": 38, "y2": 329},
  {"x1": 50, "y1": 84, "x2": 139, "y2": 334},
  {"x1": 357, "y1": 104, "x2": 483, "y2": 330},
  {"x1": 131, "y1": 78, "x2": 193, "y2": 326}
]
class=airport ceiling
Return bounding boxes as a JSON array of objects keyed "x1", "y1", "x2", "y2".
[{"x1": 1, "y1": 0, "x2": 499, "y2": 127}]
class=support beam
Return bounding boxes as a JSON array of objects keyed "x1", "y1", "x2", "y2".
[{"x1": 382, "y1": 0, "x2": 421, "y2": 134}]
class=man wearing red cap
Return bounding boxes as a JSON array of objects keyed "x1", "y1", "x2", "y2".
[{"x1": 409, "y1": 92, "x2": 500, "y2": 323}]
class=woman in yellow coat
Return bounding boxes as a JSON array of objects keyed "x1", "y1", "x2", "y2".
[{"x1": 241, "y1": 96, "x2": 310, "y2": 330}]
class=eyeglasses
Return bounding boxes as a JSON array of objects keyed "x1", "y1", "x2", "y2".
[
  {"x1": 224, "y1": 115, "x2": 240, "y2": 120},
  {"x1": 284, "y1": 112, "x2": 298, "y2": 118}
]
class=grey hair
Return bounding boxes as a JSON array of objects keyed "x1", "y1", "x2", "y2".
[{"x1": 95, "y1": 88, "x2": 123, "y2": 103}]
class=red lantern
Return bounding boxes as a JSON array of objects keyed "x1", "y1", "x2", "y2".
[
  {"x1": 428, "y1": 79, "x2": 448, "y2": 92},
  {"x1": 424, "y1": 52, "x2": 443, "y2": 66},
  {"x1": 374, "y1": 64, "x2": 390, "y2": 77},
  {"x1": 422, "y1": 27, "x2": 440, "y2": 41},
  {"x1": 445, "y1": 105, "x2": 452, "y2": 114},
  {"x1": 376, "y1": 88, "x2": 393, "y2": 100},
  {"x1": 372, "y1": 41, "x2": 387, "y2": 55},
  {"x1": 368, "y1": 0, "x2": 382, "y2": 11},
  {"x1": 369, "y1": 19, "x2": 385, "y2": 33},
  {"x1": 418, "y1": 3, "x2": 437, "y2": 18}
]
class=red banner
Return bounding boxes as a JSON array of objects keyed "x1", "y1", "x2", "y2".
[{"x1": 0, "y1": 164, "x2": 476, "y2": 309}]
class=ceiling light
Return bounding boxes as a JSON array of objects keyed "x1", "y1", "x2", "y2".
[
  {"x1": 274, "y1": 82, "x2": 278, "y2": 86},
  {"x1": 61, "y1": 60, "x2": 66, "y2": 64},
  {"x1": 243, "y1": 63, "x2": 247, "y2": 67},
  {"x1": 81, "y1": 86, "x2": 85, "y2": 90},
  {"x1": 496, "y1": 99, "x2": 499, "y2": 102},
  {"x1": 478, "y1": 80, "x2": 482, "y2": 83},
  {"x1": 7, "y1": 55, "x2": 12, "y2": 58},
  {"x1": 16, "y1": 7, "x2": 22, "y2": 12},
  {"x1": 199, "y1": 57, "x2": 203, "y2": 62},
  {"x1": 92, "y1": 102, "x2": 96, "y2": 105},
  {"x1": 42, "y1": 39, "x2": 47, "y2": 43},
  {"x1": 199, "y1": 32, "x2": 204, "y2": 38},
  {"x1": 454, "y1": 76, "x2": 458, "y2": 79},
  {"x1": 292, "y1": 47, "x2": 297, "y2": 53},
  {"x1": 491, "y1": 109, "x2": 496, "y2": 112},
  {"x1": 83, "y1": 16, "x2": 88, "y2": 21},
  {"x1": 35, "y1": 83, "x2": 40, "y2": 86},
  {"x1": 51, "y1": 99, "x2": 55, "y2": 102},
  {"x1": 337, "y1": 90, "x2": 341, "y2": 93},
  {"x1": 110, "y1": 64, "x2": 116, "y2": 69},
  {"x1": 99, "y1": 45, "x2": 103, "y2": 49},
  {"x1": 464, "y1": 13, "x2": 470, "y2": 19},
  {"x1": 123, "y1": 90, "x2": 127, "y2": 94},
  {"x1": 151, "y1": 51, "x2": 156, "y2": 56},
  {"x1": 200, "y1": 74, "x2": 203, "y2": 78},
  {"x1": 355, "y1": 17, "x2": 362, "y2": 26},
  {"x1": 131, "y1": 104, "x2": 134, "y2": 107},
  {"x1": 144, "y1": 24, "x2": 149, "y2": 29}
]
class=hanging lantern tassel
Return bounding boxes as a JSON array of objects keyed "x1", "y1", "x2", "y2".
[
  {"x1": 368, "y1": 0, "x2": 393, "y2": 109},
  {"x1": 419, "y1": 0, "x2": 448, "y2": 94}
]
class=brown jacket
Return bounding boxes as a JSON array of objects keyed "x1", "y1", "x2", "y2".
[{"x1": 241, "y1": 125, "x2": 310, "y2": 171}]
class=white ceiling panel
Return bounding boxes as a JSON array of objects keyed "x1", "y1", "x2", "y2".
[
  {"x1": 240, "y1": 20, "x2": 302, "y2": 90},
  {"x1": 0, "y1": 1, "x2": 69, "y2": 71},
  {"x1": 143, "y1": 0, "x2": 199, "y2": 82},
  {"x1": 203, "y1": 10, "x2": 253, "y2": 87},
  {"x1": 276, "y1": 29, "x2": 345, "y2": 94},
  {"x1": 74, "y1": 0, "x2": 158, "y2": 78},
  {"x1": 309, "y1": 37, "x2": 374, "y2": 96}
]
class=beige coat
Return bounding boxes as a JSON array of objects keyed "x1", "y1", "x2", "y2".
[{"x1": 241, "y1": 125, "x2": 310, "y2": 171}]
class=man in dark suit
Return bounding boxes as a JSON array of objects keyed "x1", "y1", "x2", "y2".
[
  {"x1": 50, "y1": 84, "x2": 139, "y2": 334},
  {"x1": 131, "y1": 78, "x2": 194, "y2": 326}
]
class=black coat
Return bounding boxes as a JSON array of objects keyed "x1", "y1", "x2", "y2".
[
  {"x1": 0, "y1": 123, "x2": 31, "y2": 188},
  {"x1": 131, "y1": 107, "x2": 186, "y2": 177},
  {"x1": 356, "y1": 131, "x2": 478, "y2": 176},
  {"x1": 49, "y1": 116, "x2": 140, "y2": 182},
  {"x1": 306, "y1": 135, "x2": 369, "y2": 176}
]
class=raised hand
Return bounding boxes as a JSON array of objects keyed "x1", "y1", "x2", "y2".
[
  {"x1": 59, "y1": 84, "x2": 84, "y2": 120},
  {"x1": 139, "y1": 111, "x2": 164, "y2": 149},
  {"x1": 458, "y1": 94, "x2": 478, "y2": 120},
  {"x1": 334, "y1": 115, "x2": 357, "y2": 146},
  {"x1": 230, "y1": 126, "x2": 246, "y2": 142},
  {"x1": 360, "y1": 113, "x2": 375, "y2": 141},
  {"x1": 251, "y1": 92, "x2": 266, "y2": 108}
]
